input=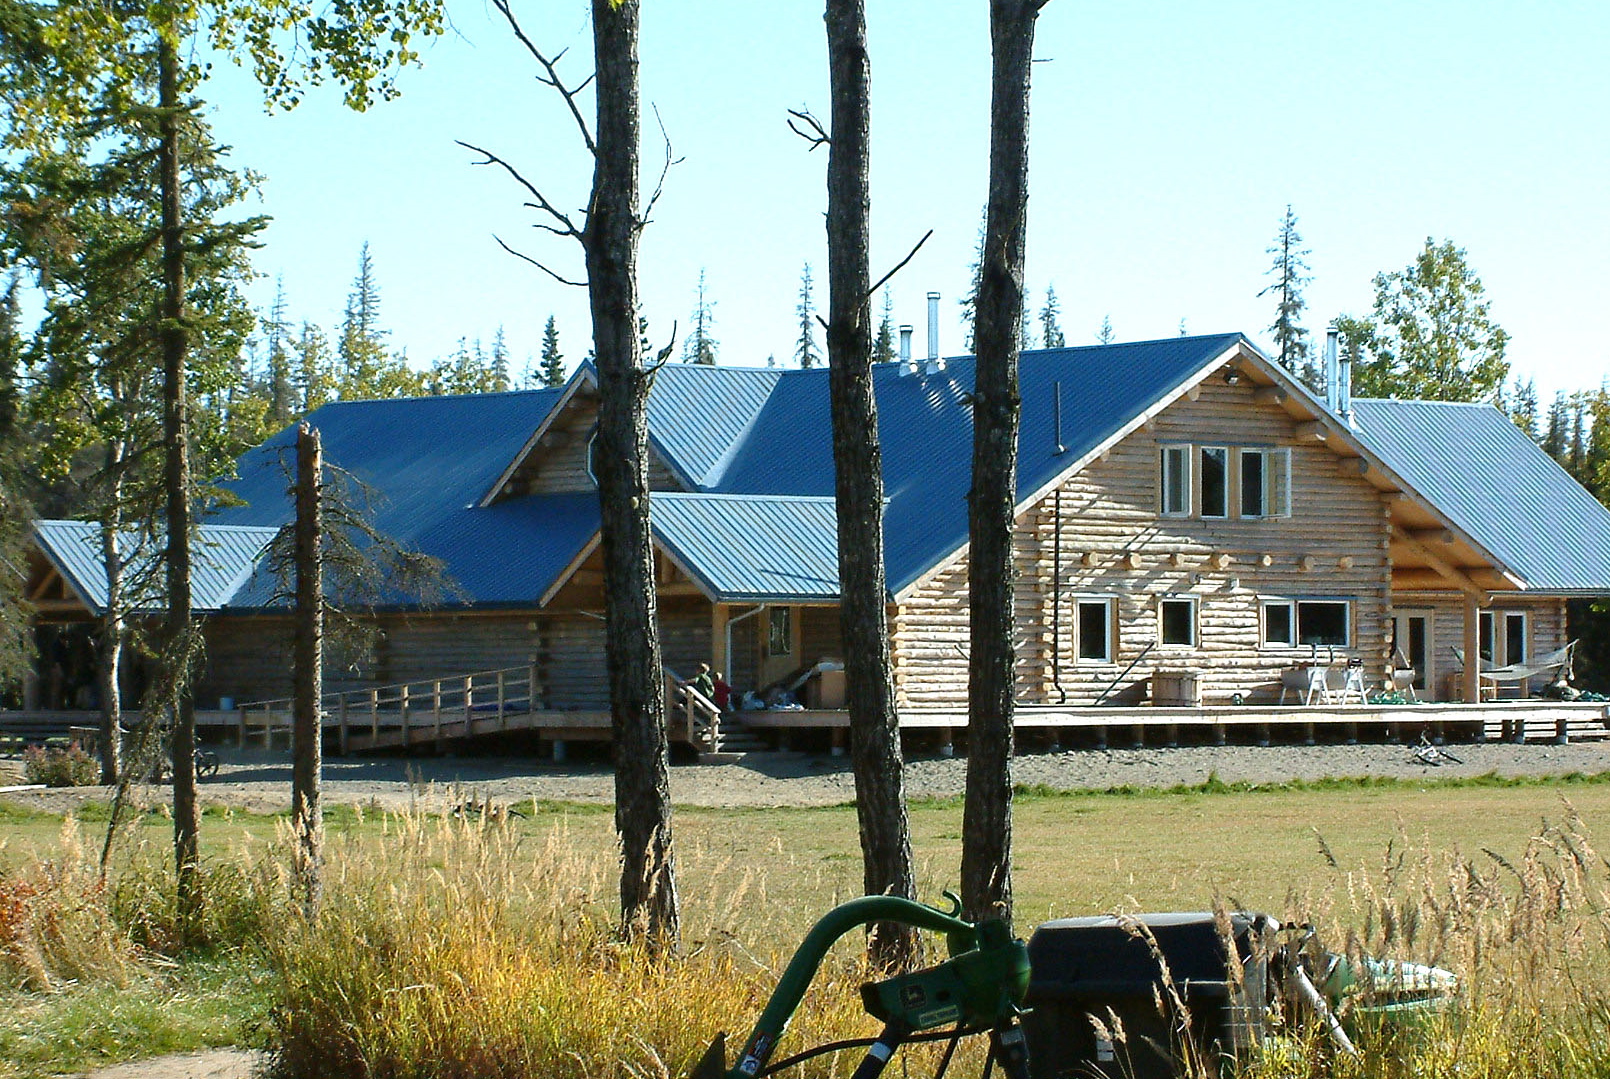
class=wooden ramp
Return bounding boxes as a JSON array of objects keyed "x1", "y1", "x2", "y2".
[{"x1": 237, "y1": 665, "x2": 728, "y2": 755}]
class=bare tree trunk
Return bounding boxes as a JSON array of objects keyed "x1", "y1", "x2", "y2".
[
  {"x1": 291, "y1": 423, "x2": 323, "y2": 921},
  {"x1": 585, "y1": 0, "x2": 678, "y2": 949},
  {"x1": 962, "y1": 0, "x2": 1043, "y2": 930},
  {"x1": 157, "y1": 36, "x2": 201, "y2": 932},
  {"x1": 97, "y1": 437, "x2": 125, "y2": 786},
  {"x1": 824, "y1": 0, "x2": 917, "y2": 967}
]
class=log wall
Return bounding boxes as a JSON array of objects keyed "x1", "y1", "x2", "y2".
[{"x1": 893, "y1": 377, "x2": 1395, "y2": 706}]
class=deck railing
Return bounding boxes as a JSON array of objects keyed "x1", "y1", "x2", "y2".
[
  {"x1": 665, "y1": 668, "x2": 723, "y2": 752},
  {"x1": 236, "y1": 664, "x2": 538, "y2": 752}
]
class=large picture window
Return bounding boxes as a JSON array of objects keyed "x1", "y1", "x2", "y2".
[
  {"x1": 1076, "y1": 597, "x2": 1116, "y2": 663},
  {"x1": 1261, "y1": 599, "x2": 1350, "y2": 647},
  {"x1": 1161, "y1": 445, "x2": 1190, "y2": 516}
]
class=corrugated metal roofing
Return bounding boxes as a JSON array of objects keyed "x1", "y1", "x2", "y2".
[
  {"x1": 644, "y1": 364, "x2": 785, "y2": 487},
  {"x1": 32, "y1": 519, "x2": 279, "y2": 614},
  {"x1": 711, "y1": 334, "x2": 1247, "y2": 593},
  {"x1": 649, "y1": 493, "x2": 840, "y2": 602},
  {"x1": 1350, "y1": 399, "x2": 1610, "y2": 593},
  {"x1": 212, "y1": 387, "x2": 601, "y2": 609}
]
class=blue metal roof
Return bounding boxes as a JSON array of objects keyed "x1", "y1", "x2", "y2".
[
  {"x1": 711, "y1": 334, "x2": 1247, "y2": 593},
  {"x1": 212, "y1": 387, "x2": 601, "y2": 609},
  {"x1": 649, "y1": 493, "x2": 841, "y2": 602},
  {"x1": 201, "y1": 335, "x2": 1245, "y2": 606},
  {"x1": 32, "y1": 519, "x2": 279, "y2": 614},
  {"x1": 1350, "y1": 399, "x2": 1610, "y2": 594}
]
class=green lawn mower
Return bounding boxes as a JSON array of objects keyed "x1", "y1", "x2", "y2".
[{"x1": 693, "y1": 898, "x2": 1456, "y2": 1079}]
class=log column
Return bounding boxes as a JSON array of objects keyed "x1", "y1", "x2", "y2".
[{"x1": 1463, "y1": 594, "x2": 1482, "y2": 707}]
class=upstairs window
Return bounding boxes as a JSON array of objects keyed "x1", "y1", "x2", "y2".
[
  {"x1": 1240, "y1": 448, "x2": 1291, "y2": 518},
  {"x1": 1200, "y1": 446, "x2": 1228, "y2": 518},
  {"x1": 1160, "y1": 445, "x2": 1191, "y2": 516}
]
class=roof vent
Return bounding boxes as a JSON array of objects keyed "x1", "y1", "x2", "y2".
[
  {"x1": 925, "y1": 291, "x2": 945, "y2": 374},
  {"x1": 898, "y1": 325, "x2": 917, "y2": 376}
]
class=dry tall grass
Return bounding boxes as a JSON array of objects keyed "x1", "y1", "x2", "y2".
[
  {"x1": 1240, "y1": 800, "x2": 1610, "y2": 1078},
  {"x1": 10, "y1": 796, "x2": 1610, "y2": 1077}
]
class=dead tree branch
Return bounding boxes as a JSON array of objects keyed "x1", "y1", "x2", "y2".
[
  {"x1": 459, "y1": 140, "x2": 582, "y2": 239},
  {"x1": 867, "y1": 229, "x2": 934, "y2": 300},
  {"x1": 492, "y1": 235, "x2": 586, "y2": 288},
  {"x1": 787, "y1": 108, "x2": 830, "y2": 151},
  {"x1": 489, "y1": 0, "x2": 596, "y2": 156},
  {"x1": 638, "y1": 104, "x2": 682, "y2": 228}
]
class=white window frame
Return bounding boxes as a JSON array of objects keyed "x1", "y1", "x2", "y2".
[
  {"x1": 1261, "y1": 598, "x2": 1351, "y2": 648},
  {"x1": 1238, "y1": 447, "x2": 1291, "y2": 519},
  {"x1": 1483, "y1": 609, "x2": 1528, "y2": 666},
  {"x1": 1160, "y1": 445, "x2": 1191, "y2": 517},
  {"x1": 1260, "y1": 599, "x2": 1297, "y2": 649},
  {"x1": 1503, "y1": 611, "x2": 1528, "y2": 666},
  {"x1": 1074, "y1": 596, "x2": 1117, "y2": 665},
  {"x1": 1158, "y1": 596, "x2": 1198, "y2": 649},
  {"x1": 1199, "y1": 445, "x2": 1229, "y2": 519}
]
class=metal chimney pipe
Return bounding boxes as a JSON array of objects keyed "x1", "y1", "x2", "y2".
[
  {"x1": 1324, "y1": 324, "x2": 1340, "y2": 413},
  {"x1": 926, "y1": 292, "x2": 941, "y2": 365},
  {"x1": 898, "y1": 325, "x2": 915, "y2": 376},
  {"x1": 1337, "y1": 332, "x2": 1353, "y2": 424}
]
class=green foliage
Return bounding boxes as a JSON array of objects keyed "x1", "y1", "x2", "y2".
[
  {"x1": 1258, "y1": 204, "x2": 1316, "y2": 388},
  {"x1": 1344, "y1": 237, "x2": 1510, "y2": 402},
  {"x1": 539, "y1": 314, "x2": 565, "y2": 386},
  {"x1": 681, "y1": 267, "x2": 717, "y2": 365},
  {"x1": 1096, "y1": 313, "x2": 1114, "y2": 345},
  {"x1": 21, "y1": 742, "x2": 99, "y2": 786},
  {"x1": 0, "y1": 281, "x2": 33, "y2": 685},
  {"x1": 333, "y1": 242, "x2": 424, "y2": 401},
  {"x1": 871, "y1": 287, "x2": 895, "y2": 364},
  {"x1": 1038, "y1": 283, "x2": 1065, "y2": 349},
  {"x1": 794, "y1": 261, "x2": 818, "y2": 368}
]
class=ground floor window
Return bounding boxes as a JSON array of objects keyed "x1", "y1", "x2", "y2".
[
  {"x1": 1479, "y1": 610, "x2": 1528, "y2": 665},
  {"x1": 1159, "y1": 597, "x2": 1197, "y2": 647},
  {"x1": 1076, "y1": 597, "x2": 1115, "y2": 663},
  {"x1": 1261, "y1": 599, "x2": 1350, "y2": 647},
  {"x1": 767, "y1": 606, "x2": 793, "y2": 657}
]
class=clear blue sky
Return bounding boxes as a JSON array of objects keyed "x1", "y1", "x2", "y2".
[{"x1": 203, "y1": 0, "x2": 1610, "y2": 400}]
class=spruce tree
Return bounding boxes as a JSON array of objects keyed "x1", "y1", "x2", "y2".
[
  {"x1": 795, "y1": 261, "x2": 820, "y2": 368},
  {"x1": 681, "y1": 267, "x2": 717, "y2": 364},
  {"x1": 871, "y1": 287, "x2": 896, "y2": 364},
  {"x1": 490, "y1": 326, "x2": 510, "y2": 391},
  {"x1": 1258, "y1": 204, "x2": 1315, "y2": 386},
  {"x1": 540, "y1": 315, "x2": 565, "y2": 386},
  {"x1": 265, "y1": 276, "x2": 295, "y2": 424},
  {"x1": 1038, "y1": 284, "x2": 1065, "y2": 348},
  {"x1": 1097, "y1": 314, "x2": 1114, "y2": 344}
]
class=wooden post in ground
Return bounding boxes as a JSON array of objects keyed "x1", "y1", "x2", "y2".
[
  {"x1": 338, "y1": 696, "x2": 349, "y2": 757},
  {"x1": 463, "y1": 675, "x2": 473, "y2": 741},
  {"x1": 238, "y1": 707, "x2": 247, "y2": 749},
  {"x1": 369, "y1": 688, "x2": 379, "y2": 744},
  {"x1": 497, "y1": 670, "x2": 508, "y2": 730},
  {"x1": 432, "y1": 679, "x2": 444, "y2": 753},
  {"x1": 399, "y1": 684, "x2": 411, "y2": 747}
]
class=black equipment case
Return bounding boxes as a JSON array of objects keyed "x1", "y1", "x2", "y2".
[{"x1": 1022, "y1": 912, "x2": 1277, "y2": 1079}]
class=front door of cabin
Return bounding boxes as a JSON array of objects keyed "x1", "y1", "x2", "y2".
[{"x1": 1391, "y1": 609, "x2": 1434, "y2": 694}]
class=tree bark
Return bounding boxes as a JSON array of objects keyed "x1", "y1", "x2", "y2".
[
  {"x1": 97, "y1": 433, "x2": 126, "y2": 786},
  {"x1": 585, "y1": 0, "x2": 678, "y2": 949},
  {"x1": 962, "y1": 0, "x2": 1042, "y2": 930},
  {"x1": 157, "y1": 35, "x2": 201, "y2": 931},
  {"x1": 824, "y1": 0, "x2": 917, "y2": 967},
  {"x1": 292, "y1": 423, "x2": 323, "y2": 921}
]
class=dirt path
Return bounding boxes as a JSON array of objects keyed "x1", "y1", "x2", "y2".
[
  {"x1": 8, "y1": 738, "x2": 1610, "y2": 818},
  {"x1": 70, "y1": 1049, "x2": 261, "y2": 1079}
]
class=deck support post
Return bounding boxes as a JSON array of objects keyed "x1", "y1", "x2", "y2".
[
  {"x1": 937, "y1": 726, "x2": 954, "y2": 757},
  {"x1": 338, "y1": 696, "x2": 349, "y2": 757},
  {"x1": 369, "y1": 689, "x2": 379, "y2": 744}
]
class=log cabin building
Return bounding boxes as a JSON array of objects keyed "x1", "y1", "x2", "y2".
[{"x1": 21, "y1": 331, "x2": 1610, "y2": 749}]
